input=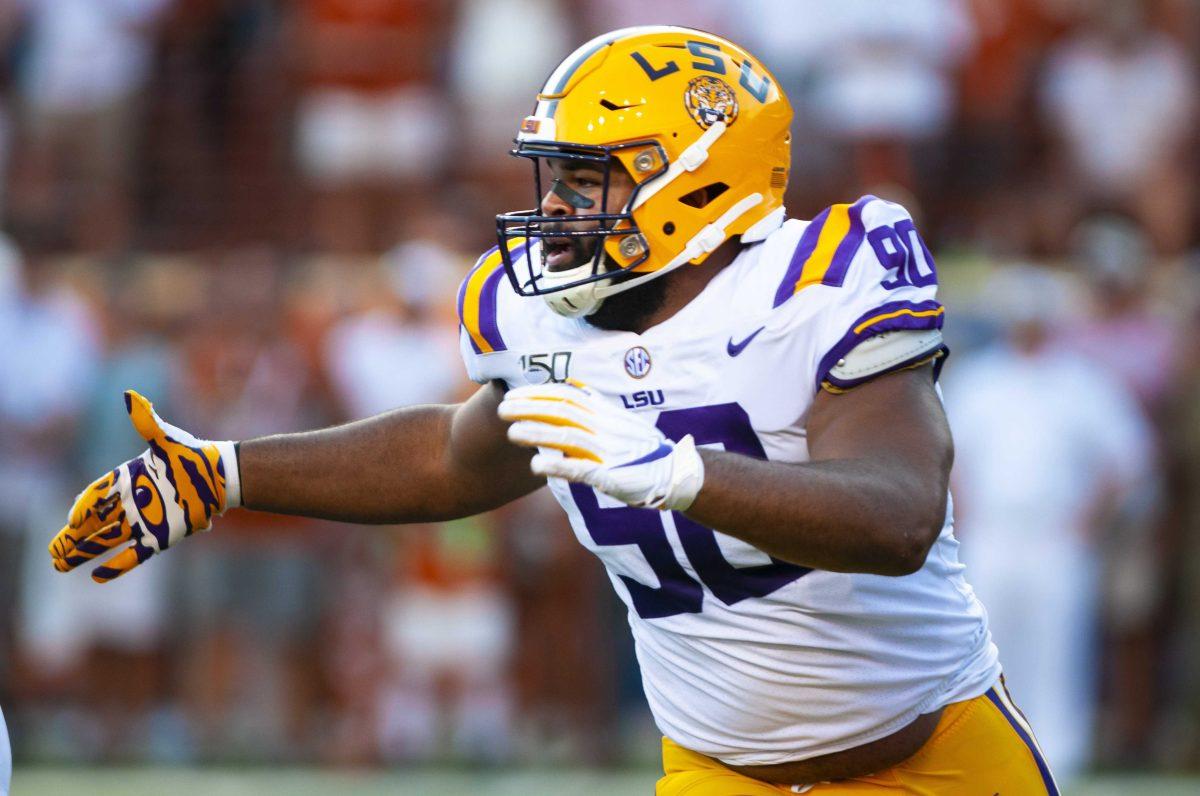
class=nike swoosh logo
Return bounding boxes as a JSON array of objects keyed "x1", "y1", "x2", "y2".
[
  {"x1": 600, "y1": 100, "x2": 644, "y2": 111},
  {"x1": 727, "y1": 326, "x2": 765, "y2": 357},
  {"x1": 615, "y1": 442, "x2": 673, "y2": 469}
]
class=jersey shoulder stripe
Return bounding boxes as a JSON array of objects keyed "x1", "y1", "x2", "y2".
[
  {"x1": 457, "y1": 238, "x2": 526, "y2": 354},
  {"x1": 772, "y1": 195, "x2": 873, "y2": 308},
  {"x1": 814, "y1": 299, "x2": 945, "y2": 390}
]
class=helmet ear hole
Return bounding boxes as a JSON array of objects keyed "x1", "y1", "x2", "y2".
[
  {"x1": 663, "y1": 222, "x2": 676, "y2": 235},
  {"x1": 678, "y1": 182, "x2": 729, "y2": 209}
]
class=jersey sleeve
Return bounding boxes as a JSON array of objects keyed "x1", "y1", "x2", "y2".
[
  {"x1": 455, "y1": 239, "x2": 529, "y2": 384},
  {"x1": 776, "y1": 196, "x2": 947, "y2": 392}
]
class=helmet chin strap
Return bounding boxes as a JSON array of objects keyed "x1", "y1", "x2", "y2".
[
  {"x1": 538, "y1": 119, "x2": 755, "y2": 319},
  {"x1": 595, "y1": 192, "x2": 764, "y2": 300},
  {"x1": 540, "y1": 192, "x2": 766, "y2": 318}
]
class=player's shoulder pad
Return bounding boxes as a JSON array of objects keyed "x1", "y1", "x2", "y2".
[
  {"x1": 769, "y1": 195, "x2": 928, "y2": 309},
  {"x1": 456, "y1": 237, "x2": 529, "y2": 356},
  {"x1": 770, "y1": 196, "x2": 947, "y2": 391},
  {"x1": 823, "y1": 329, "x2": 946, "y2": 392}
]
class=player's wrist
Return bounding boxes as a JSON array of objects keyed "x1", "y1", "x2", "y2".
[
  {"x1": 214, "y1": 440, "x2": 242, "y2": 511},
  {"x1": 663, "y1": 434, "x2": 705, "y2": 512}
]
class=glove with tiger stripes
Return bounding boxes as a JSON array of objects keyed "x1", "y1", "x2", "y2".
[{"x1": 49, "y1": 390, "x2": 241, "y2": 583}]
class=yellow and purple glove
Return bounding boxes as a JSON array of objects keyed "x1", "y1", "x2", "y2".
[
  {"x1": 49, "y1": 391, "x2": 241, "y2": 583},
  {"x1": 498, "y1": 381, "x2": 704, "y2": 511}
]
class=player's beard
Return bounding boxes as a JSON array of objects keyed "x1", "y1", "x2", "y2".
[
  {"x1": 542, "y1": 228, "x2": 671, "y2": 332},
  {"x1": 584, "y1": 252, "x2": 671, "y2": 332}
]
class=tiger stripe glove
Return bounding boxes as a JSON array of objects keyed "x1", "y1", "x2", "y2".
[
  {"x1": 49, "y1": 390, "x2": 241, "y2": 583},
  {"x1": 498, "y1": 381, "x2": 704, "y2": 511}
]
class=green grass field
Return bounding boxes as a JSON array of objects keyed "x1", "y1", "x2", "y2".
[{"x1": 11, "y1": 767, "x2": 1200, "y2": 795}]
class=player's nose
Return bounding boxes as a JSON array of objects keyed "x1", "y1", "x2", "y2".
[{"x1": 540, "y1": 185, "x2": 572, "y2": 217}]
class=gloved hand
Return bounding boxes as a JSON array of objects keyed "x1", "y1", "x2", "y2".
[
  {"x1": 498, "y1": 381, "x2": 704, "y2": 510},
  {"x1": 49, "y1": 391, "x2": 241, "y2": 583}
]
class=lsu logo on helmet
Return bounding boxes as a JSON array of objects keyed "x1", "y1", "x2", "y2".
[{"x1": 685, "y1": 76, "x2": 739, "y2": 129}]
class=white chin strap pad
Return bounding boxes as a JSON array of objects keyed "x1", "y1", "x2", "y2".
[{"x1": 541, "y1": 262, "x2": 604, "y2": 318}]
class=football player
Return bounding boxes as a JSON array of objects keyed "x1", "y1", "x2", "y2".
[{"x1": 50, "y1": 27, "x2": 1058, "y2": 794}]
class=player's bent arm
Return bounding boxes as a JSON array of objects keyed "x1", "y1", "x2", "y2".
[
  {"x1": 683, "y1": 365, "x2": 952, "y2": 577},
  {"x1": 240, "y1": 380, "x2": 542, "y2": 523}
]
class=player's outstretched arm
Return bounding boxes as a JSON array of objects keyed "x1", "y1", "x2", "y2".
[
  {"x1": 685, "y1": 365, "x2": 952, "y2": 576},
  {"x1": 239, "y1": 380, "x2": 540, "y2": 523},
  {"x1": 51, "y1": 382, "x2": 540, "y2": 582}
]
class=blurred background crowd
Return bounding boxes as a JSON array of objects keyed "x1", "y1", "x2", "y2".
[{"x1": 1, "y1": 0, "x2": 1199, "y2": 786}]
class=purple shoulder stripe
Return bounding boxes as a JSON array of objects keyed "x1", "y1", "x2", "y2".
[
  {"x1": 772, "y1": 207, "x2": 830, "y2": 308},
  {"x1": 457, "y1": 245, "x2": 501, "y2": 355},
  {"x1": 814, "y1": 300, "x2": 945, "y2": 391},
  {"x1": 820, "y1": 195, "x2": 874, "y2": 288},
  {"x1": 475, "y1": 242, "x2": 527, "y2": 354},
  {"x1": 476, "y1": 243, "x2": 525, "y2": 353},
  {"x1": 457, "y1": 245, "x2": 500, "y2": 322}
]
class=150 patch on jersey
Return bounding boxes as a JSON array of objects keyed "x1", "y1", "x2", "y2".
[{"x1": 520, "y1": 351, "x2": 572, "y2": 384}]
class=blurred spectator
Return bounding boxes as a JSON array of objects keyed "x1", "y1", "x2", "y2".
[
  {"x1": 143, "y1": 0, "x2": 292, "y2": 248},
  {"x1": 448, "y1": 0, "x2": 573, "y2": 203},
  {"x1": 0, "y1": 245, "x2": 110, "y2": 755},
  {"x1": 1060, "y1": 215, "x2": 1185, "y2": 763},
  {"x1": 943, "y1": 0, "x2": 1069, "y2": 236},
  {"x1": 0, "y1": 2, "x2": 24, "y2": 221},
  {"x1": 9, "y1": 0, "x2": 172, "y2": 252},
  {"x1": 376, "y1": 516, "x2": 515, "y2": 763},
  {"x1": 581, "y1": 0, "x2": 729, "y2": 32},
  {"x1": 1038, "y1": 0, "x2": 1197, "y2": 254},
  {"x1": 737, "y1": 0, "x2": 974, "y2": 198},
  {"x1": 322, "y1": 216, "x2": 465, "y2": 419},
  {"x1": 1162, "y1": 306, "x2": 1200, "y2": 768},
  {"x1": 505, "y1": 489, "x2": 623, "y2": 764},
  {"x1": 24, "y1": 257, "x2": 193, "y2": 762},
  {"x1": 288, "y1": 0, "x2": 453, "y2": 252},
  {"x1": 948, "y1": 266, "x2": 1158, "y2": 785},
  {"x1": 1063, "y1": 215, "x2": 1183, "y2": 416},
  {"x1": 317, "y1": 229, "x2": 516, "y2": 762},
  {"x1": 168, "y1": 248, "x2": 331, "y2": 761}
]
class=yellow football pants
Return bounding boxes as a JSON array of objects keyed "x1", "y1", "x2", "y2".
[{"x1": 657, "y1": 683, "x2": 1059, "y2": 794}]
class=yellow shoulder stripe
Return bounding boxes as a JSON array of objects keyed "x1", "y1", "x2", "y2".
[
  {"x1": 793, "y1": 202, "x2": 853, "y2": 295},
  {"x1": 852, "y1": 305, "x2": 945, "y2": 335}
]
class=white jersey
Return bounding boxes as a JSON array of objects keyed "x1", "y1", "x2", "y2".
[{"x1": 456, "y1": 195, "x2": 999, "y2": 766}]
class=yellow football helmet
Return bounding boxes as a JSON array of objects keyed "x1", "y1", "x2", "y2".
[{"x1": 496, "y1": 26, "x2": 793, "y2": 317}]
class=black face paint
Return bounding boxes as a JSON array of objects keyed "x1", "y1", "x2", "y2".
[{"x1": 551, "y1": 178, "x2": 596, "y2": 209}]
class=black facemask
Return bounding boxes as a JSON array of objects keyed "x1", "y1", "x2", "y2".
[{"x1": 495, "y1": 140, "x2": 667, "y2": 299}]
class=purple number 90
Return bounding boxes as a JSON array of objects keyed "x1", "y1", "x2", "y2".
[
  {"x1": 868, "y1": 219, "x2": 937, "y2": 290},
  {"x1": 570, "y1": 403, "x2": 810, "y2": 620}
]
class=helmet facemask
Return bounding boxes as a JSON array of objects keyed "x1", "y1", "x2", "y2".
[{"x1": 496, "y1": 139, "x2": 668, "y2": 318}]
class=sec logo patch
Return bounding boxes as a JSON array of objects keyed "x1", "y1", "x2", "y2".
[{"x1": 624, "y1": 346, "x2": 652, "y2": 379}]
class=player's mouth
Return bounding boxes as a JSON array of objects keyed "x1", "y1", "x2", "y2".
[{"x1": 542, "y1": 235, "x2": 593, "y2": 272}]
